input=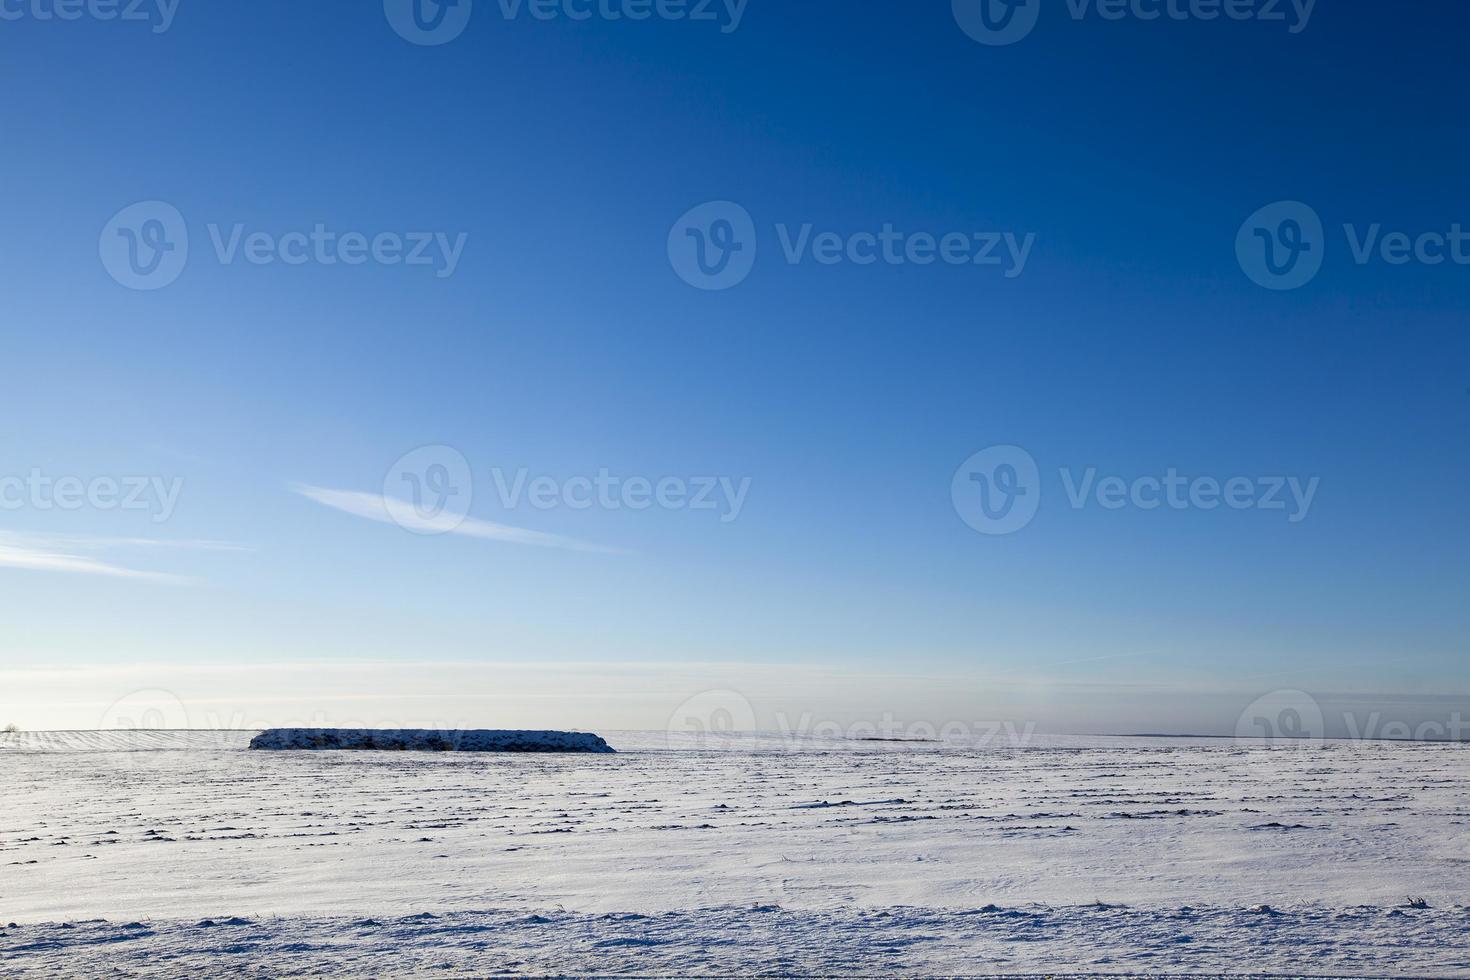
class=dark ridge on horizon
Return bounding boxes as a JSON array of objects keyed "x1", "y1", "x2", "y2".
[{"x1": 1112, "y1": 733, "x2": 1470, "y2": 744}]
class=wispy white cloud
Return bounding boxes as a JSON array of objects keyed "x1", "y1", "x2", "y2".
[
  {"x1": 0, "y1": 532, "x2": 192, "y2": 585},
  {"x1": 292, "y1": 485, "x2": 617, "y2": 553}
]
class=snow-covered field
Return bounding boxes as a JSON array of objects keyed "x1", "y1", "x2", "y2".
[{"x1": 3, "y1": 730, "x2": 1468, "y2": 977}]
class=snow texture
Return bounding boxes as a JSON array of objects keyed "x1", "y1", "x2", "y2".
[
  {"x1": 6, "y1": 905, "x2": 1470, "y2": 977},
  {"x1": 246, "y1": 728, "x2": 615, "y2": 753},
  {"x1": 3, "y1": 729, "x2": 1469, "y2": 976}
]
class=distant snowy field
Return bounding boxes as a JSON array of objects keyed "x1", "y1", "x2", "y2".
[{"x1": 3, "y1": 730, "x2": 1468, "y2": 977}]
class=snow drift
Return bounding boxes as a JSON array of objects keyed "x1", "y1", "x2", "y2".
[{"x1": 248, "y1": 728, "x2": 614, "y2": 753}]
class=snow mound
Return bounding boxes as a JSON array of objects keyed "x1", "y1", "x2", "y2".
[{"x1": 247, "y1": 728, "x2": 615, "y2": 753}]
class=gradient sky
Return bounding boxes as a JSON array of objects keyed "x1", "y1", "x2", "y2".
[{"x1": 2, "y1": 1, "x2": 1467, "y2": 734}]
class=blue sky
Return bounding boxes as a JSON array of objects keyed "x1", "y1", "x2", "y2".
[{"x1": 2, "y1": 1, "x2": 1467, "y2": 733}]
